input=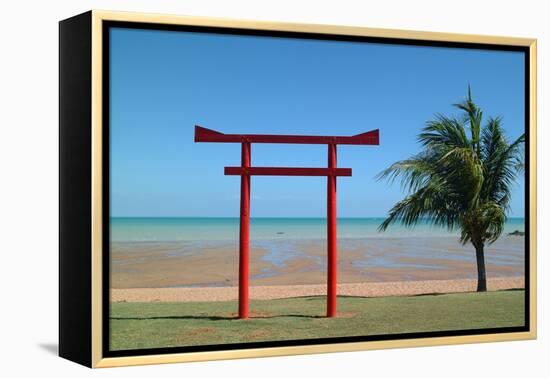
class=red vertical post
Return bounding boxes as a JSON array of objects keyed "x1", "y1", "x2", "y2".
[
  {"x1": 239, "y1": 142, "x2": 251, "y2": 319},
  {"x1": 327, "y1": 143, "x2": 337, "y2": 317}
]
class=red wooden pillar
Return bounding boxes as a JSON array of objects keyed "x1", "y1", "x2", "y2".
[
  {"x1": 239, "y1": 142, "x2": 251, "y2": 319},
  {"x1": 327, "y1": 143, "x2": 337, "y2": 317}
]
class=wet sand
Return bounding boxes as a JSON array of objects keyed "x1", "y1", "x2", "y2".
[
  {"x1": 111, "y1": 236, "x2": 525, "y2": 289},
  {"x1": 111, "y1": 277, "x2": 524, "y2": 302}
]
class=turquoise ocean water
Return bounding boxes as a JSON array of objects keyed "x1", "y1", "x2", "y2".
[{"x1": 111, "y1": 217, "x2": 525, "y2": 242}]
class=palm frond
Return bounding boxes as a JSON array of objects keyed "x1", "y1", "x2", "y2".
[
  {"x1": 418, "y1": 115, "x2": 470, "y2": 150},
  {"x1": 378, "y1": 178, "x2": 459, "y2": 232},
  {"x1": 378, "y1": 87, "x2": 524, "y2": 248},
  {"x1": 480, "y1": 118, "x2": 524, "y2": 207},
  {"x1": 453, "y1": 86, "x2": 483, "y2": 155},
  {"x1": 375, "y1": 152, "x2": 436, "y2": 193}
]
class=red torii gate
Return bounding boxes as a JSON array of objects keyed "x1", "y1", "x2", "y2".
[{"x1": 195, "y1": 125, "x2": 380, "y2": 319}]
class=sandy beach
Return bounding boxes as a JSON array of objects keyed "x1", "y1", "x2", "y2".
[
  {"x1": 111, "y1": 277, "x2": 524, "y2": 302},
  {"x1": 111, "y1": 236, "x2": 524, "y2": 289}
]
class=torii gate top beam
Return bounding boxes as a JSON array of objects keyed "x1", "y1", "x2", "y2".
[{"x1": 195, "y1": 125, "x2": 379, "y2": 145}]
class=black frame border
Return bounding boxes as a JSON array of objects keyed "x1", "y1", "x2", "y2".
[{"x1": 101, "y1": 20, "x2": 531, "y2": 359}]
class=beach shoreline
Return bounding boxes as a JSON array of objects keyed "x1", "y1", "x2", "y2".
[
  {"x1": 111, "y1": 236, "x2": 525, "y2": 289},
  {"x1": 111, "y1": 276, "x2": 524, "y2": 303}
]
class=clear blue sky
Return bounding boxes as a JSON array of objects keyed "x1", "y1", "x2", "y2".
[{"x1": 110, "y1": 27, "x2": 525, "y2": 218}]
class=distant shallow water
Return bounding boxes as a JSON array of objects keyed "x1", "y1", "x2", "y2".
[{"x1": 110, "y1": 217, "x2": 525, "y2": 242}]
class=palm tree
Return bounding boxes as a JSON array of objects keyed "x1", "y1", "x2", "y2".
[{"x1": 377, "y1": 88, "x2": 524, "y2": 292}]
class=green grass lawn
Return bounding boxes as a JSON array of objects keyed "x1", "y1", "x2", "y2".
[{"x1": 110, "y1": 290, "x2": 525, "y2": 351}]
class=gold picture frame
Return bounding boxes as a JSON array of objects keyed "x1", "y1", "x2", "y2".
[{"x1": 59, "y1": 9, "x2": 537, "y2": 368}]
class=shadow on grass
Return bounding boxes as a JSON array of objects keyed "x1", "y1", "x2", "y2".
[
  {"x1": 302, "y1": 295, "x2": 370, "y2": 300},
  {"x1": 409, "y1": 292, "x2": 447, "y2": 297},
  {"x1": 111, "y1": 314, "x2": 325, "y2": 321},
  {"x1": 411, "y1": 288, "x2": 525, "y2": 297}
]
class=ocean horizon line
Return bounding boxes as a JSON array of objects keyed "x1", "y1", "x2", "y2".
[
  {"x1": 111, "y1": 216, "x2": 526, "y2": 220},
  {"x1": 110, "y1": 216, "x2": 525, "y2": 242}
]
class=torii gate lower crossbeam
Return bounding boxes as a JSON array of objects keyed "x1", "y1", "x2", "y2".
[{"x1": 195, "y1": 125, "x2": 380, "y2": 319}]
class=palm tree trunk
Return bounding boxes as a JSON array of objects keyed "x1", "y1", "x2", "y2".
[{"x1": 475, "y1": 243, "x2": 487, "y2": 292}]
